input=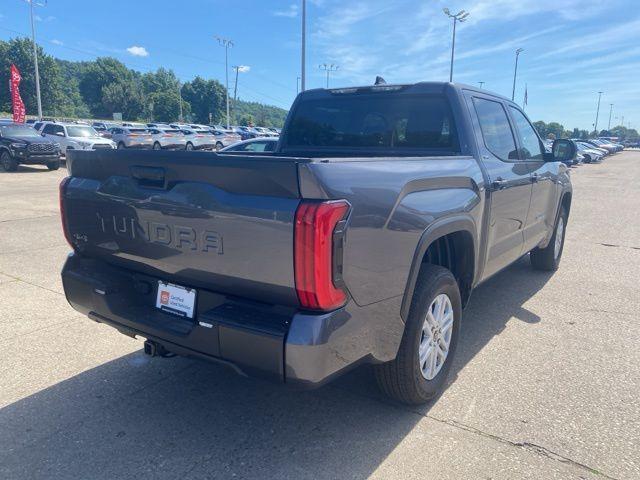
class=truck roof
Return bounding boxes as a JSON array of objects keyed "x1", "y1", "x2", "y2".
[{"x1": 299, "y1": 81, "x2": 513, "y2": 103}]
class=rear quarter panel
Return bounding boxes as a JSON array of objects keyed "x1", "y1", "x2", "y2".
[{"x1": 301, "y1": 157, "x2": 485, "y2": 307}]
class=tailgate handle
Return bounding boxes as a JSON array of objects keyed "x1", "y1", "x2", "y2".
[{"x1": 130, "y1": 166, "x2": 166, "y2": 188}]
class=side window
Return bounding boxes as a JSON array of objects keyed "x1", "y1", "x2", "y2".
[
  {"x1": 509, "y1": 107, "x2": 544, "y2": 160},
  {"x1": 53, "y1": 125, "x2": 65, "y2": 136},
  {"x1": 264, "y1": 141, "x2": 276, "y2": 152},
  {"x1": 472, "y1": 97, "x2": 518, "y2": 161},
  {"x1": 42, "y1": 124, "x2": 54, "y2": 134},
  {"x1": 245, "y1": 142, "x2": 267, "y2": 152}
]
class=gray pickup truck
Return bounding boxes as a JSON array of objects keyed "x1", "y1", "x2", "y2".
[{"x1": 61, "y1": 82, "x2": 574, "y2": 404}]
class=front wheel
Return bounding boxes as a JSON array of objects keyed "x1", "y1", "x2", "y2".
[
  {"x1": 117, "y1": 142, "x2": 126, "y2": 150},
  {"x1": 215, "y1": 142, "x2": 224, "y2": 151},
  {"x1": 153, "y1": 142, "x2": 162, "y2": 150},
  {"x1": 374, "y1": 264, "x2": 461, "y2": 405},
  {"x1": 46, "y1": 160, "x2": 60, "y2": 171},
  {"x1": 530, "y1": 206, "x2": 567, "y2": 271},
  {"x1": 1, "y1": 151, "x2": 18, "y2": 172},
  {"x1": 185, "y1": 142, "x2": 194, "y2": 151}
]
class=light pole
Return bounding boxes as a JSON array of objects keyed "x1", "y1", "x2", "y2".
[
  {"x1": 232, "y1": 65, "x2": 249, "y2": 123},
  {"x1": 177, "y1": 81, "x2": 183, "y2": 122},
  {"x1": 296, "y1": 76, "x2": 301, "y2": 95},
  {"x1": 594, "y1": 91, "x2": 603, "y2": 135},
  {"x1": 24, "y1": 0, "x2": 45, "y2": 119},
  {"x1": 511, "y1": 48, "x2": 523, "y2": 102},
  {"x1": 478, "y1": 81, "x2": 484, "y2": 88},
  {"x1": 301, "y1": 0, "x2": 306, "y2": 92},
  {"x1": 319, "y1": 64, "x2": 339, "y2": 88},
  {"x1": 215, "y1": 36, "x2": 234, "y2": 129},
  {"x1": 607, "y1": 103, "x2": 613, "y2": 131},
  {"x1": 443, "y1": 8, "x2": 469, "y2": 83}
]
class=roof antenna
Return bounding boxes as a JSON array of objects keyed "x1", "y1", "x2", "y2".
[{"x1": 374, "y1": 76, "x2": 387, "y2": 85}]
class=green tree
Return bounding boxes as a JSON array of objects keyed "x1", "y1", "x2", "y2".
[
  {"x1": 533, "y1": 121, "x2": 547, "y2": 138},
  {"x1": 181, "y1": 76, "x2": 227, "y2": 124},
  {"x1": 101, "y1": 80, "x2": 145, "y2": 120},
  {"x1": 0, "y1": 38, "x2": 63, "y2": 117}
]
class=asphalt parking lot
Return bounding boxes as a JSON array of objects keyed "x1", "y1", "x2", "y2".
[{"x1": 1, "y1": 152, "x2": 639, "y2": 480}]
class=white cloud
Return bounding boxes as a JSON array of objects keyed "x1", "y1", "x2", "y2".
[
  {"x1": 126, "y1": 46, "x2": 149, "y2": 57},
  {"x1": 50, "y1": 39, "x2": 64, "y2": 46},
  {"x1": 35, "y1": 15, "x2": 56, "y2": 22},
  {"x1": 274, "y1": 4, "x2": 298, "y2": 17}
]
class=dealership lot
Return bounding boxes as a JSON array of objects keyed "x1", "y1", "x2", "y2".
[{"x1": 1, "y1": 153, "x2": 639, "y2": 479}]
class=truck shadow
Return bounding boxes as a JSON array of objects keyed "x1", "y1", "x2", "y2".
[{"x1": 0, "y1": 256, "x2": 551, "y2": 480}]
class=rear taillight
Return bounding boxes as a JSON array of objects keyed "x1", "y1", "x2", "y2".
[
  {"x1": 294, "y1": 200, "x2": 350, "y2": 311},
  {"x1": 59, "y1": 176, "x2": 74, "y2": 249}
]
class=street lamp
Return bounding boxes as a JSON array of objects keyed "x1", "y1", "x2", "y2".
[
  {"x1": 232, "y1": 65, "x2": 249, "y2": 123},
  {"x1": 478, "y1": 81, "x2": 484, "y2": 89},
  {"x1": 215, "y1": 36, "x2": 234, "y2": 129},
  {"x1": 607, "y1": 103, "x2": 614, "y2": 131},
  {"x1": 23, "y1": 0, "x2": 46, "y2": 119},
  {"x1": 319, "y1": 64, "x2": 339, "y2": 88},
  {"x1": 442, "y1": 8, "x2": 469, "y2": 83},
  {"x1": 511, "y1": 48, "x2": 523, "y2": 102},
  {"x1": 594, "y1": 91, "x2": 603, "y2": 135}
]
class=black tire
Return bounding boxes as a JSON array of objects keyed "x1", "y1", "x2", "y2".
[
  {"x1": 153, "y1": 142, "x2": 162, "y2": 150},
  {"x1": 215, "y1": 142, "x2": 224, "y2": 151},
  {"x1": 117, "y1": 142, "x2": 126, "y2": 150},
  {"x1": 185, "y1": 142, "x2": 194, "y2": 151},
  {"x1": 530, "y1": 206, "x2": 567, "y2": 271},
  {"x1": 374, "y1": 264, "x2": 462, "y2": 405},
  {"x1": 1, "y1": 151, "x2": 18, "y2": 172},
  {"x1": 46, "y1": 160, "x2": 60, "y2": 171}
]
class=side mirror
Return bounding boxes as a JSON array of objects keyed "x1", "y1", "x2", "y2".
[{"x1": 551, "y1": 139, "x2": 576, "y2": 163}]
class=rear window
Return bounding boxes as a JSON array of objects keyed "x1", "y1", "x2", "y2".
[
  {"x1": 128, "y1": 129, "x2": 148, "y2": 133},
  {"x1": 284, "y1": 93, "x2": 458, "y2": 153}
]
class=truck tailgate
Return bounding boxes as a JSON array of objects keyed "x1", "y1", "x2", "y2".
[{"x1": 63, "y1": 150, "x2": 305, "y2": 306}]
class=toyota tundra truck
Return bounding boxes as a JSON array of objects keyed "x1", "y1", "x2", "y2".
[{"x1": 60, "y1": 82, "x2": 574, "y2": 404}]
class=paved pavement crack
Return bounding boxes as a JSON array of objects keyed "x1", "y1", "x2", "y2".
[
  {"x1": 0, "y1": 214, "x2": 59, "y2": 224},
  {"x1": 330, "y1": 382, "x2": 618, "y2": 479},
  {"x1": 423, "y1": 415, "x2": 619, "y2": 480},
  {"x1": 0, "y1": 271, "x2": 64, "y2": 297}
]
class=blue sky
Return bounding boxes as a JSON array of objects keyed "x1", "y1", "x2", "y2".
[{"x1": 1, "y1": 0, "x2": 638, "y2": 130}]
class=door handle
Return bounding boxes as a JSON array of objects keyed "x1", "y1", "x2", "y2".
[
  {"x1": 491, "y1": 178, "x2": 508, "y2": 190},
  {"x1": 531, "y1": 173, "x2": 539, "y2": 183}
]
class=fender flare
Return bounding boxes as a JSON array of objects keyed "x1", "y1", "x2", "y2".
[{"x1": 400, "y1": 214, "x2": 479, "y2": 321}]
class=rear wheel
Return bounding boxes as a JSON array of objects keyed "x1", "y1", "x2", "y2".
[
  {"x1": 185, "y1": 142, "x2": 194, "y2": 151},
  {"x1": 153, "y1": 142, "x2": 162, "y2": 150},
  {"x1": 46, "y1": 160, "x2": 60, "y2": 171},
  {"x1": 374, "y1": 264, "x2": 461, "y2": 405},
  {"x1": 215, "y1": 142, "x2": 224, "y2": 151},
  {"x1": 117, "y1": 142, "x2": 126, "y2": 150},
  {"x1": 530, "y1": 206, "x2": 567, "y2": 271},
  {"x1": 1, "y1": 151, "x2": 18, "y2": 172}
]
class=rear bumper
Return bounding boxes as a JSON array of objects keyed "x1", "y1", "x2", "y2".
[{"x1": 61, "y1": 253, "x2": 404, "y2": 388}]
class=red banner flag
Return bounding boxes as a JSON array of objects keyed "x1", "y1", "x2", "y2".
[{"x1": 10, "y1": 64, "x2": 26, "y2": 123}]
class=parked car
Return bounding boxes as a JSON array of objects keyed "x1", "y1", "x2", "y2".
[
  {"x1": 91, "y1": 122, "x2": 115, "y2": 139},
  {"x1": 60, "y1": 82, "x2": 576, "y2": 405},
  {"x1": 211, "y1": 129, "x2": 242, "y2": 150},
  {"x1": 109, "y1": 126, "x2": 154, "y2": 149},
  {"x1": 180, "y1": 128, "x2": 216, "y2": 150},
  {"x1": 584, "y1": 139, "x2": 616, "y2": 154},
  {"x1": 148, "y1": 128, "x2": 187, "y2": 150},
  {"x1": 41, "y1": 122, "x2": 115, "y2": 155},
  {"x1": 147, "y1": 123, "x2": 171, "y2": 129},
  {"x1": 233, "y1": 126, "x2": 260, "y2": 140},
  {"x1": 220, "y1": 137, "x2": 278, "y2": 152},
  {"x1": 575, "y1": 142, "x2": 603, "y2": 163},
  {"x1": 0, "y1": 122, "x2": 61, "y2": 171}
]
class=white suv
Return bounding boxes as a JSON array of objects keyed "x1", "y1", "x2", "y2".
[{"x1": 40, "y1": 122, "x2": 115, "y2": 155}]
